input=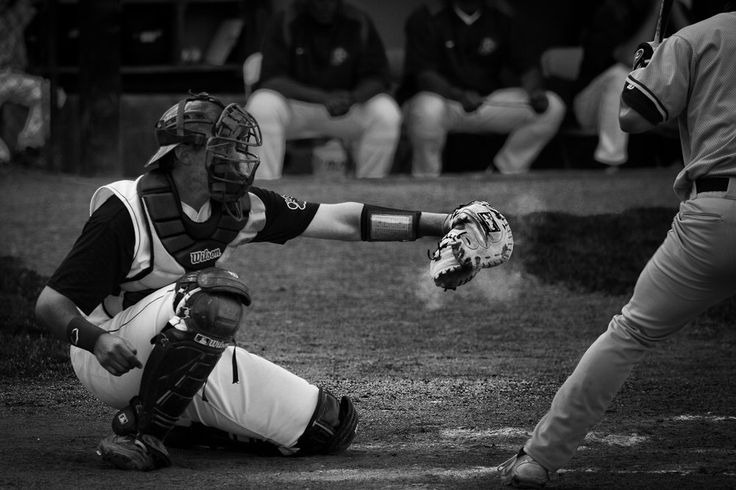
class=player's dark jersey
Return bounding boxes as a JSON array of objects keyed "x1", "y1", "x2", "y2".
[
  {"x1": 575, "y1": 0, "x2": 657, "y2": 92},
  {"x1": 48, "y1": 186, "x2": 319, "y2": 314},
  {"x1": 258, "y1": 3, "x2": 390, "y2": 91},
  {"x1": 403, "y1": 2, "x2": 524, "y2": 96}
]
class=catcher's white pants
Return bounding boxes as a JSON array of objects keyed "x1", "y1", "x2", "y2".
[
  {"x1": 71, "y1": 284, "x2": 319, "y2": 450},
  {"x1": 524, "y1": 189, "x2": 736, "y2": 471},
  {"x1": 573, "y1": 63, "x2": 630, "y2": 166},
  {"x1": 246, "y1": 88, "x2": 401, "y2": 179},
  {"x1": 404, "y1": 89, "x2": 565, "y2": 177}
]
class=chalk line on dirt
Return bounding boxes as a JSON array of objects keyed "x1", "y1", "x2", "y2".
[
  {"x1": 244, "y1": 465, "x2": 736, "y2": 484},
  {"x1": 671, "y1": 414, "x2": 736, "y2": 422}
]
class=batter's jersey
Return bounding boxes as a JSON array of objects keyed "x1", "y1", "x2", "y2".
[{"x1": 621, "y1": 12, "x2": 736, "y2": 200}]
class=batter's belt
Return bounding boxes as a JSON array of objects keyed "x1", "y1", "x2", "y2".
[{"x1": 692, "y1": 177, "x2": 736, "y2": 200}]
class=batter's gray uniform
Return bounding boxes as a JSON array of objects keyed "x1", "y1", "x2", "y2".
[{"x1": 522, "y1": 11, "x2": 736, "y2": 472}]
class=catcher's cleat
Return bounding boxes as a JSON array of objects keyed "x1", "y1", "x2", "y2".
[
  {"x1": 497, "y1": 449, "x2": 555, "y2": 489},
  {"x1": 97, "y1": 434, "x2": 171, "y2": 471}
]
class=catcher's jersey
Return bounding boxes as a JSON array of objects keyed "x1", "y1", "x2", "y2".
[
  {"x1": 621, "y1": 12, "x2": 736, "y2": 200},
  {"x1": 48, "y1": 181, "x2": 318, "y2": 317}
]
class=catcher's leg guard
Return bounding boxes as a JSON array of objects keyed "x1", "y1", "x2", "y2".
[
  {"x1": 294, "y1": 388, "x2": 358, "y2": 455},
  {"x1": 113, "y1": 268, "x2": 250, "y2": 441}
]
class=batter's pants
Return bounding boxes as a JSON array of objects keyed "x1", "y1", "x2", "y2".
[
  {"x1": 246, "y1": 89, "x2": 402, "y2": 179},
  {"x1": 404, "y1": 89, "x2": 565, "y2": 177},
  {"x1": 524, "y1": 186, "x2": 736, "y2": 471}
]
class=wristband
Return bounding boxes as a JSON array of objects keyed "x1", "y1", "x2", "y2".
[
  {"x1": 66, "y1": 317, "x2": 106, "y2": 353},
  {"x1": 360, "y1": 204, "x2": 421, "y2": 241}
]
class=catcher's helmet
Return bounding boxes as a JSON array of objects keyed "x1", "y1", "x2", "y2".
[{"x1": 146, "y1": 92, "x2": 262, "y2": 220}]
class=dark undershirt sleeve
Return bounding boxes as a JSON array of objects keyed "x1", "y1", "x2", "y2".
[
  {"x1": 46, "y1": 196, "x2": 135, "y2": 314},
  {"x1": 249, "y1": 187, "x2": 319, "y2": 244}
]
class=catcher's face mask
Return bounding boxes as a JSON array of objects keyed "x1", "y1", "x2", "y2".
[{"x1": 205, "y1": 103, "x2": 261, "y2": 220}]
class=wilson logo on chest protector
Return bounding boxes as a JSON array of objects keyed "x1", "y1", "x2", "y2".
[
  {"x1": 194, "y1": 333, "x2": 229, "y2": 350},
  {"x1": 190, "y1": 248, "x2": 222, "y2": 265}
]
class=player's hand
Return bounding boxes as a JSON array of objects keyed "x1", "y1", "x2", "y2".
[
  {"x1": 528, "y1": 91, "x2": 549, "y2": 114},
  {"x1": 459, "y1": 90, "x2": 485, "y2": 113},
  {"x1": 94, "y1": 333, "x2": 143, "y2": 376},
  {"x1": 324, "y1": 91, "x2": 354, "y2": 117},
  {"x1": 632, "y1": 41, "x2": 658, "y2": 70}
]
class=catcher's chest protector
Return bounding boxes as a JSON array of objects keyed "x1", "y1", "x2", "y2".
[{"x1": 138, "y1": 171, "x2": 247, "y2": 270}]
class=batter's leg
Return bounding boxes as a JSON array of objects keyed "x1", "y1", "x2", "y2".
[{"x1": 524, "y1": 200, "x2": 736, "y2": 471}]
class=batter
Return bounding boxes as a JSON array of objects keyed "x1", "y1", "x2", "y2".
[{"x1": 498, "y1": 6, "x2": 736, "y2": 487}]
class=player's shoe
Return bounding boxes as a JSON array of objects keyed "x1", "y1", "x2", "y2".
[
  {"x1": 97, "y1": 433, "x2": 171, "y2": 471},
  {"x1": 497, "y1": 449, "x2": 554, "y2": 488}
]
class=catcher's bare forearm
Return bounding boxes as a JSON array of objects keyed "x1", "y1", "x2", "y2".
[{"x1": 418, "y1": 212, "x2": 451, "y2": 237}]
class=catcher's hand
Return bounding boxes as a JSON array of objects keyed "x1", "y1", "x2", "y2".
[{"x1": 429, "y1": 201, "x2": 513, "y2": 290}]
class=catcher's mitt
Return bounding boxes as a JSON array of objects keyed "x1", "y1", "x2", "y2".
[
  {"x1": 429, "y1": 229, "x2": 480, "y2": 290},
  {"x1": 430, "y1": 201, "x2": 513, "y2": 290}
]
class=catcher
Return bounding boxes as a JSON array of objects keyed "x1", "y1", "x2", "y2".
[{"x1": 34, "y1": 91, "x2": 512, "y2": 471}]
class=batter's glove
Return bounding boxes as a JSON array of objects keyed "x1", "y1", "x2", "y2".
[
  {"x1": 632, "y1": 41, "x2": 657, "y2": 71},
  {"x1": 429, "y1": 201, "x2": 513, "y2": 290}
]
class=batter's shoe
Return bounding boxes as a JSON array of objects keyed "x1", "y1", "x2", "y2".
[
  {"x1": 97, "y1": 433, "x2": 171, "y2": 471},
  {"x1": 497, "y1": 449, "x2": 554, "y2": 488}
]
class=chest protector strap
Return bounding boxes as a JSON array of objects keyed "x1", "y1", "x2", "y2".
[{"x1": 138, "y1": 171, "x2": 247, "y2": 270}]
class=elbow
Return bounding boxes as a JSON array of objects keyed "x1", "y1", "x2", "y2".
[
  {"x1": 619, "y1": 104, "x2": 655, "y2": 134},
  {"x1": 618, "y1": 117, "x2": 638, "y2": 134},
  {"x1": 34, "y1": 287, "x2": 51, "y2": 327},
  {"x1": 619, "y1": 117, "x2": 653, "y2": 134},
  {"x1": 35, "y1": 286, "x2": 62, "y2": 332}
]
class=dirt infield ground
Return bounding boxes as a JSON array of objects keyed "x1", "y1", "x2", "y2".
[{"x1": 2, "y1": 167, "x2": 735, "y2": 489}]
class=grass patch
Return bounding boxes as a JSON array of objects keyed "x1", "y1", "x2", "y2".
[{"x1": 0, "y1": 256, "x2": 71, "y2": 378}]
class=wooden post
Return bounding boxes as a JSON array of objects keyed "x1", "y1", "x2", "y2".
[
  {"x1": 78, "y1": 0, "x2": 121, "y2": 176},
  {"x1": 45, "y1": 0, "x2": 58, "y2": 172}
]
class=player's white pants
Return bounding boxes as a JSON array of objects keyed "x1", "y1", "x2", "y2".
[
  {"x1": 246, "y1": 88, "x2": 401, "y2": 179},
  {"x1": 70, "y1": 284, "x2": 319, "y2": 450},
  {"x1": 573, "y1": 63, "x2": 630, "y2": 166},
  {"x1": 0, "y1": 70, "x2": 45, "y2": 162},
  {"x1": 404, "y1": 89, "x2": 565, "y2": 177},
  {"x1": 524, "y1": 190, "x2": 736, "y2": 471}
]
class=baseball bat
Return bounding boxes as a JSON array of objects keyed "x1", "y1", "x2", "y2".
[{"x1": 653, "y1": 0, "x2": 675, "y2": 43}]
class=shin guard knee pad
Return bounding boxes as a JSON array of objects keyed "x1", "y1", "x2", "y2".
[{"x1": 295, "y1": 388, "x2": 358, "y2": 455}]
